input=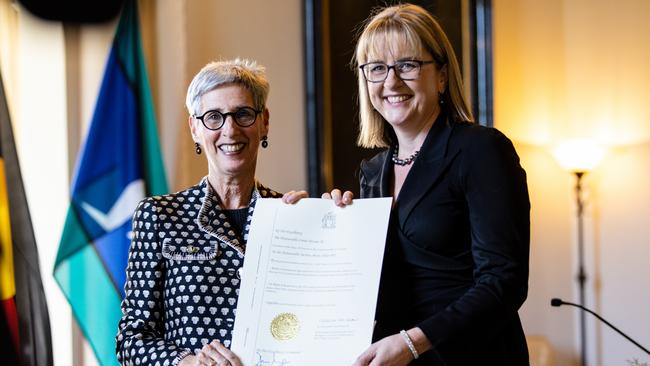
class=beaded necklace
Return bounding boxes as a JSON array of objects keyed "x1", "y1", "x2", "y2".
[{"x1": 391, "y1": 145, "x2": 420, "y2": 166}]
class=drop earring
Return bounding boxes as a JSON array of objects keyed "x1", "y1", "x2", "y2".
[
  {"x1": 195, "y1": 142, "x2": 202, "y2": 155},
  {"x1": 261, "y1": 136, "x2": 269, "y2": 148},
  {"x1": 439, "y1": 92, "x2": 445, "y2": 105}
]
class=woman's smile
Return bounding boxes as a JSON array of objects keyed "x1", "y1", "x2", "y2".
[
  {"x1": 384, "y1": 94, "x2": 412, "y2": 104},
  {"x1": 218, "y1": 142, "x2": 246, "y2": 154}
]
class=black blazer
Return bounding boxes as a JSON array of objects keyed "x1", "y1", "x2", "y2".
[{"x1": 360, "y1": 114, "x2": 530, "y2": 365}]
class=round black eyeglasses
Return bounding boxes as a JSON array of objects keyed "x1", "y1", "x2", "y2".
[{"x1": 194, "y1": 106, "x2": 262, "y2": 130}]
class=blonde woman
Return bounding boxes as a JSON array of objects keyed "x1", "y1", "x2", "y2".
[{"x1": 329, "y1": 4, "x2": 531, "y2": 365}]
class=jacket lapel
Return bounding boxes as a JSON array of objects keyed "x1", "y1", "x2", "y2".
[
  {"x1": 395, "y1": 115, "x2": 460, "y2": 227},
  {"x1": 197, "y1": 179, "x2": 274, "y2": 255},
  {"x1": 359, "y1": 149, "x2": 392, "y2": 198}
]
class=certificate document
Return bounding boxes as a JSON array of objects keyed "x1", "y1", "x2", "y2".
[{"x1": 231, "y1": 198, "x2": 392, "y2": 366}]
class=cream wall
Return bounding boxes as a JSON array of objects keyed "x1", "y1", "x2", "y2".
[
  {"x1": 494, "y1": 0, "x2": 650, "y2": 365},
  {"x1": 158, "y1": 0, "x2": 307, "y2": 192}
]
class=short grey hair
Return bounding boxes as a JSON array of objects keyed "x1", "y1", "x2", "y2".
[{"x1": 185, "y1": 58, "x2": 270, "y2": 116}]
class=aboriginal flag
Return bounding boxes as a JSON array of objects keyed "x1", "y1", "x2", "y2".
[{"x1": 0, "y1": 70, "x2": 53, "y2": 365}]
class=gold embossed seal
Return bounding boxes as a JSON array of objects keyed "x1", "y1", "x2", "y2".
[{"x1": 270, "y1": 312, "x2": 300, "y2": 340}]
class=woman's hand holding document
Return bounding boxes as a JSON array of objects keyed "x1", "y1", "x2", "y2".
[{"x1": 231, "y1": 198, "x2": 392, "y2": 366}]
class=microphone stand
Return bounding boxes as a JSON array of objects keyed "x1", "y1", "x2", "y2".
[
  {"x1": 575, "y1": 171, "x2": 588, "y2": 365},
  {"x1": 551, "y1": 298, "x2": 650, "y2": 357}
]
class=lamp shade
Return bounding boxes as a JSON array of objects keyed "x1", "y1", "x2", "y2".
[{"x1": 552, "y1": 139, "x2": 606, "y2": 173}]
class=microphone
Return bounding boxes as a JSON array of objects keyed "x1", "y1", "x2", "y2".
[{"x1": 551, "y1": 298, "x2": 650, "y2": 356}]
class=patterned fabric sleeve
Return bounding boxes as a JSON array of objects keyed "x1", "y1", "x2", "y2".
[{"x1": 116, "y1": 198, "x2": 192, "y2": 366}]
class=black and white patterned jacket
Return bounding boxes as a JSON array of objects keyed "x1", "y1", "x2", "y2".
[{"x1": 116, "y1": 177, "x2": 281, "y2": 366}]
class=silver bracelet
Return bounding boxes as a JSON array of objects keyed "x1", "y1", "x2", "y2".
[{"x1": 399, "y1": 329, "x2": 419, "y2": 360}]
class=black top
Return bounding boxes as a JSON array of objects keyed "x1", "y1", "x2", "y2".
[
  {"x1": 223, "y1": 207, "x2": 250, "y2": 238},
  {"x1": 360, "y1": 112, "x2": 530, "y2": 365}
]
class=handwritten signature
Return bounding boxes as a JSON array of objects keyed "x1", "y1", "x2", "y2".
[{"x1": 255, "y1": 351, "x2": 291, "y2": 366}]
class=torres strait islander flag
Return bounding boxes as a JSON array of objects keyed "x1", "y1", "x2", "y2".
[
  {"x1": 1, "y1": 71, "x2": 53, "y2": 365},
  {"x1": 53, "y1": 1, "x2": 168, "y2": 365}
]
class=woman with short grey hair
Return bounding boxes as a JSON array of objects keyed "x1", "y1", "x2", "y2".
[{"x1": 116, "y1": 59, "x2": 306, "y2": 366}]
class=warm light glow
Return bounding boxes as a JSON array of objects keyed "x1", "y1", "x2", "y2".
[{"x1": 552, "y1": 139, "x2": 606, "y2": 173}]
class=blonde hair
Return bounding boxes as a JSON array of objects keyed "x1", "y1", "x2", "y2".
[
  {"x1": 354, "y1": 3, "x2": 474, "y2": 148},
  {"x1": 185, "y1": 58, "x2": 270, "y2": 116}
]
